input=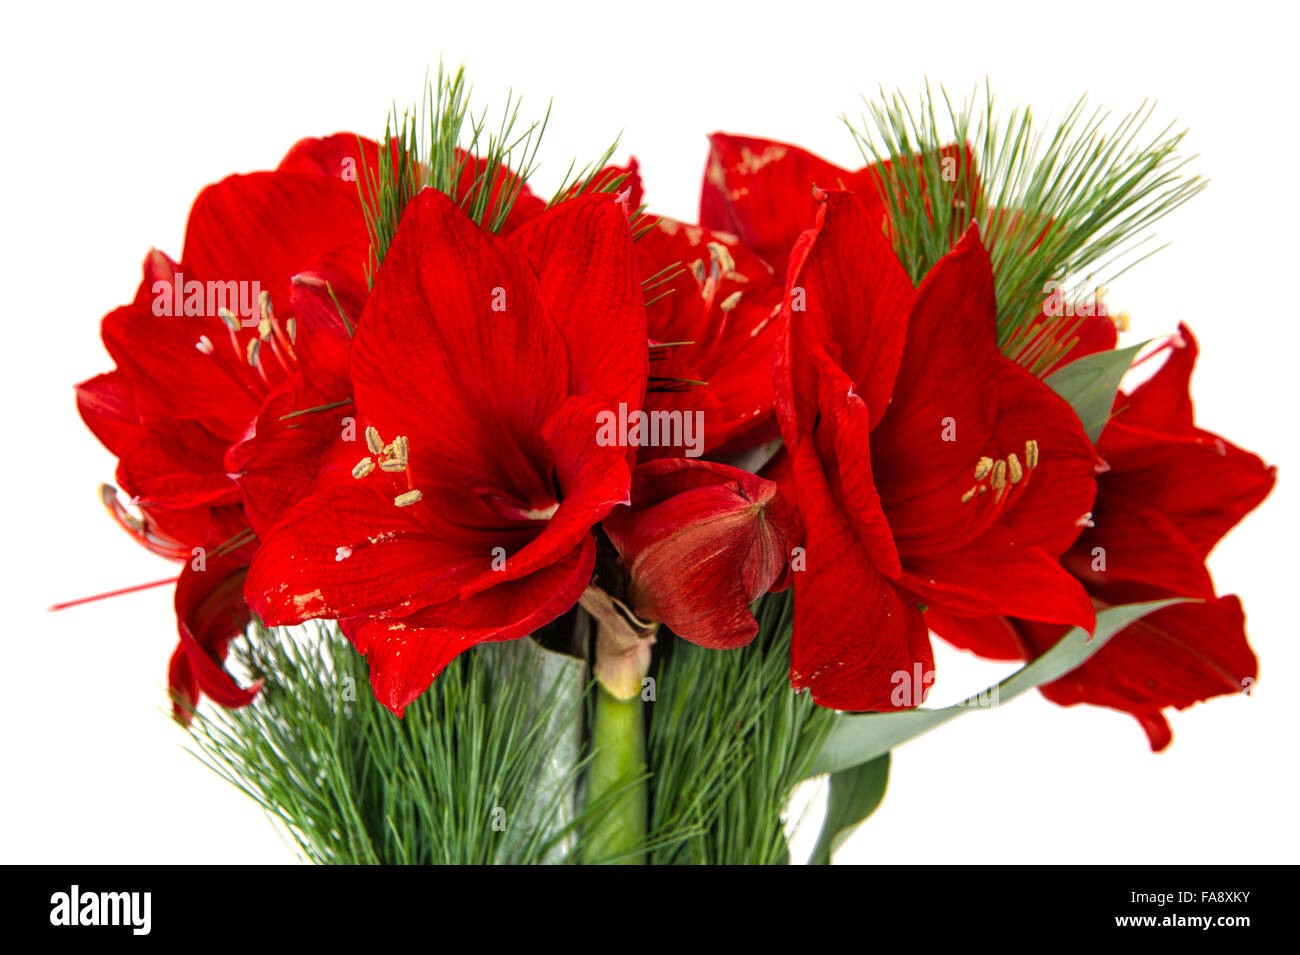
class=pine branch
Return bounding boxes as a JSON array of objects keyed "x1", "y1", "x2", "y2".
[
  {"x1": 358, "y1": 63, "x2": 549, "y2": 282},
  {"x1": 845, "y1": 81, "x2": 1206, "y2": 374},
  {"x1": 646, "y1": 590, "x2": 834, "y2": 864},
  {"x1": 189, "y1": 623, "x2": 588, "y2": 863}
]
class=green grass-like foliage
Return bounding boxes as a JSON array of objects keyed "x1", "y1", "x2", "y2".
[
  {"x1": 846, "y1": 83, "x2": 1205, "y2": 374},
  {"x1": 186, "y1": 595, "x2": 830, "y2": 865},
  {"x1": 358, "y1": 63, "x2": 550, "y2": 281},
  {"x1": 647, "y1": 591, "x2": 834, "y2": 865},
  {"x1": 358, "y1": 64, "x2": 637, "y2": 283},
  {"x1": 186, "y1": 622, "x2": 632, "y2": 864}
]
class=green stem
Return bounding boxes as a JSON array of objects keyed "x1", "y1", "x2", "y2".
[{"x1": 583, "y1": 683, "x2": 647, "y2": 864}]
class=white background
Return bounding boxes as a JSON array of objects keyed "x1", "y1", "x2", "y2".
[{"x1": 2, "y1": 0, "x2": 1295, "y2": 864}]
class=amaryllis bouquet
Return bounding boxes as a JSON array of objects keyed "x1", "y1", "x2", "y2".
[{"x1": 72, "y1": 70, "x2": 1275, "y2": 864}]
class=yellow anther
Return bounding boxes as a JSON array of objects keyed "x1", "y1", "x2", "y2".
[
  {"x1": 991, "y1": 460, "x2": 1007, "y2": 490},
  {"x1": 365, "y1": 427, "x2": 384, "y2": 454},
  {"x1": 258, "y1": 317, "x2": 273, "y2": 341},
  {"x1": 246, "y1": 338, "x2": 260, "y2": 367},
  {"x1": 1025, "y1": 439, "x2": 1039, "y2": 469},
  {"x1": 961, "y1": 486, "x2": 978, "y2": 504},
  {"x1": 379, "y1": 459, "x2": 406, "y2": 473},
  {"x1": 1007, "y1": 453, "x2": 1024, "y2": 484},
  {"x1": 394, "y1": 489, "x2": 423, "y2": 508},
  {"x1": 974, "y1": 456, "x2": 994, "y2": 480},
  {"x1": 720, "y1": 290, "x2": 743, "y2": 312},
  {"x1": 286, "y1": 318, "x2": 297, "y2": 342},
  {"x1": 217, "y1": 307, "x2": 240, "y2": 331},
  {"x1": 352, "y1": 458, "x2": 375, "y2": 479},
  {"x1": 707, "y1": 241, "x2": 736, "y2": 274},
  {"x1": 260, "y1": 290, "x2": 273, "y2": 322}
]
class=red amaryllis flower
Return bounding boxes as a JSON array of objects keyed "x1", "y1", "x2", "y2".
[
  {"x1": 75, "y1": 133, "x2": 375, "y2": 718},
  {"x1": 929, "y1": 324, "x2": 1277, "y2": 749},
  {"x1": 635, "y1": 217, "x2": 784, "y2": 459},
  {"x1": 245, "y1": 189, "x2": 647, "y2": 715},
  {"x1": 775, "y1": 189, "x2": 1100, "y2": 711},
  {"x1": 700, "y1": 132, "x2": 977, "y2": 276},
  {"x1": 604, "y1": 458, "x2": 797, "y2": 648}
]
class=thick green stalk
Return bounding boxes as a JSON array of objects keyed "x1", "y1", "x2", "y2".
[{"x1": 583, "y1": 684, "x2": 647, "y2": 864}]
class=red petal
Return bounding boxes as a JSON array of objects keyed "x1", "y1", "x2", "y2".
[
  {"x1": 787, "y1": 451, "x2": 932, "y2": 711},
  {"x1": 899, "y1": 547, "x2": 1095, "y2": 632},
  {"x1": 345, "y1": 537, "x2": 595, "y2": 716},
  {"x1": 173, "y1": 557, "x2": 261, "y2": 717},
  {"x1": 700, "y1": 133, "x2": 887, "y2": 274},
  {"x1": 1063, "y1": 497, "x2": 1214, "y2": 599},
  {"x1": 167, "y1": 643, "x2": 199, "y2": 724},
  {"x1": 277, "y1": 132, "x2": 379, "y2": 181},
  {"x1": 75, "y1": 370, "x2": 140, "y2": 459},
  {"x1": 775, "y1": 189, "x2": 914, "y2": 439},
  {"x1": 181, "y1": 170, "x2": 367, "y2": 322},
  {"x1": 508, "y1": 193, "x2": 648, "y2": 413},
  {"x1": 244, "y1": 463, "x2": 495, "y2": 625},
  {"x1": 1099, "y1": 326, "x2": 1277, "y2": 557},
  {"x1": 1021, "y1": 594, "x2": 1258, "y2": 752},
  {"x1": 925, "y1": 609, "x2": 1024, "y2": 662},
  {"x1": 225, "y1": 380, "x2": 350, "y2": 538},
  {"x1": 115, "y1": 417, "x2": 242, "y2": 511},
  {"x1": 456, "y1": 394, "x2": 631, "y2": 600},
  {"x1": 102, "y1": 289, "x2": 258, "y2": 440}
]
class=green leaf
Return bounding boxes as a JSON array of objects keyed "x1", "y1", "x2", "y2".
[
  {"x1": 809, "y1": 599, "x2": 1186, "y2": 778},
  {"x1": 1044, "y1": 339, "x2": 1149, "y2": 442},
  {"x1": 483, "y1": 636, "x2": 587, "y2": 864},
  {"x1": 808, "y1": 753, "x2": 890, "y2": 865}
]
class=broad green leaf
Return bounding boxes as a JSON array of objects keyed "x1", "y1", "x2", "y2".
[
  {"x1": 1044, "y1": 339, "x2": 1150, "y2": 443},
  {"x1": 484, "y1": 636, "x2": 587, "y2": 864},
  {"x1": 808, "y1": 599, "x2": 1186, "y2": 778},
  {"x1": 808, "y1": 753, "x2": 890, "y2": 865}
]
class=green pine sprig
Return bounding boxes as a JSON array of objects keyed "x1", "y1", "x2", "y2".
[
  {"x1": 358, "y1": 64, "x2": 549, "y2": 282},
  {"x1": 185, "y1": 621, "x2": 686, "y2": 865},
  {"x1": 647, "y1": 590, "x2": 834, "y2": 865},
  {"x1": 845, "y1": 82, "x2": 1206, "y2": 374}
]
